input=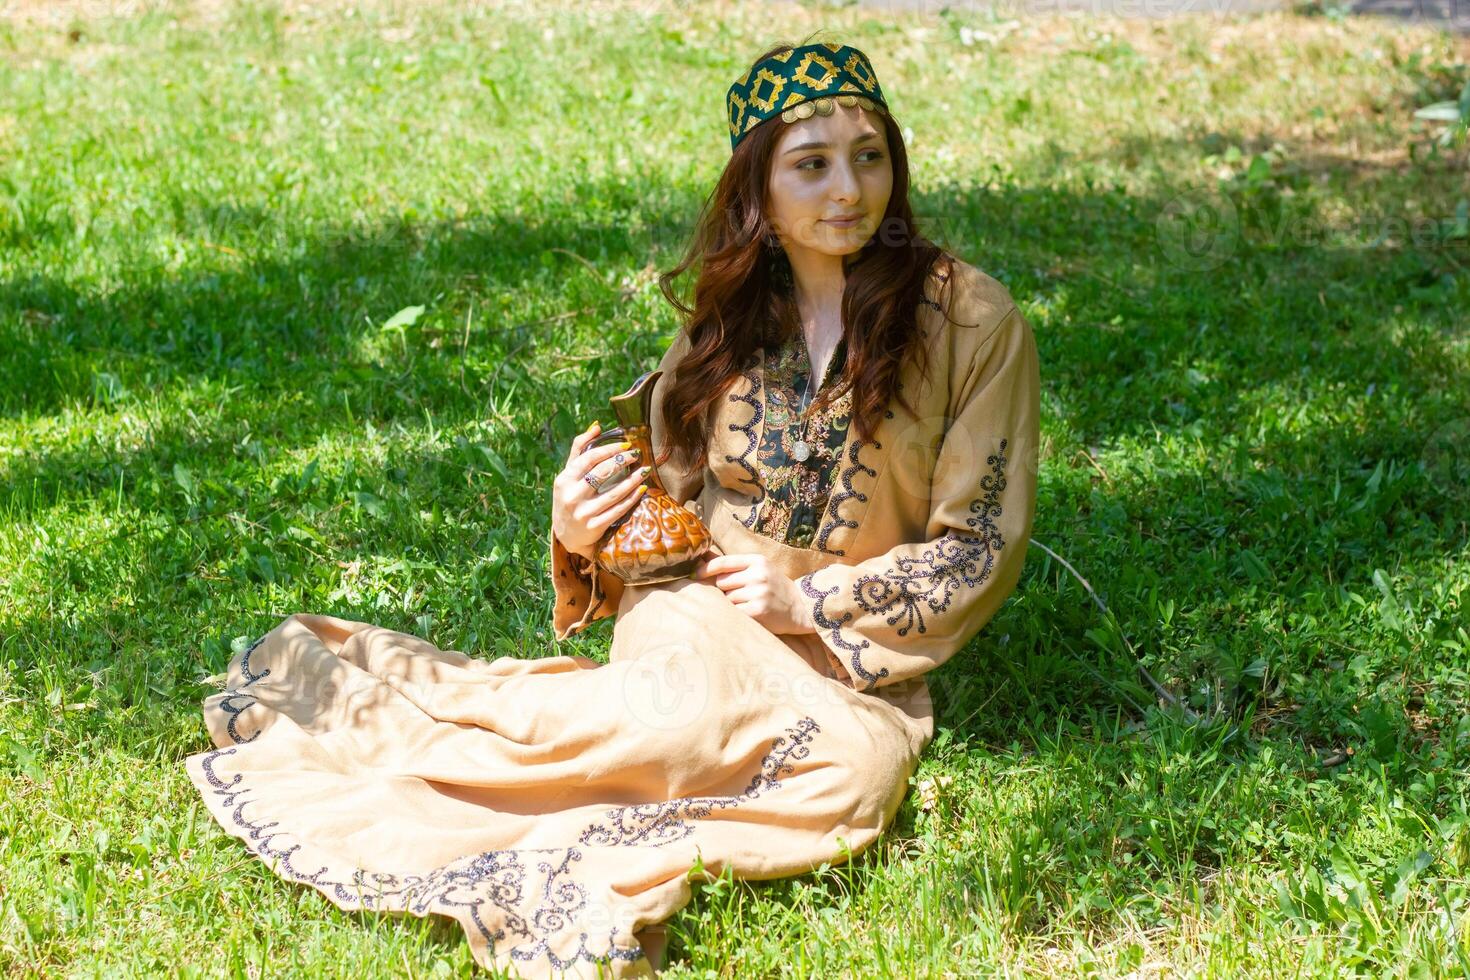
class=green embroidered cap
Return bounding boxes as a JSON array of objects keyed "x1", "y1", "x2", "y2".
[{"x1": 726, "y1": 42, "x2": 888, "y2": 152}]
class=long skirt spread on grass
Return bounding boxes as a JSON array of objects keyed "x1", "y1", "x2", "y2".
[{"x1": 183, "y1": 535, "x2": 935, "y2": 977}]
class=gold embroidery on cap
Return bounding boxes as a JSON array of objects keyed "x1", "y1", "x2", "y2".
[
  {"x1": 748, "y1": 67, "x2": 787, "y2": 112},
  {"x1": 844, "y1": 52, "x2": 878, "y2": 92},
  {"x1": 792, "y1": 52, "x2": 838, "y2": 91}
]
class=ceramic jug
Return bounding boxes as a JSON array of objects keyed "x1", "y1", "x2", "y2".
[{"x1": 581, "y1": 370, "x2": 713, "y2": 584}]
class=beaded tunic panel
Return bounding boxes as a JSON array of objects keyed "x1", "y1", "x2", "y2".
[{"x1": 750, "y1": 328, "x2": 852, "y2": 549}]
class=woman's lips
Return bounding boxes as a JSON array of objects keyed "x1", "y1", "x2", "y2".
[{"x1": 822, "y1": 215, "x2": 864, "y2": 228}]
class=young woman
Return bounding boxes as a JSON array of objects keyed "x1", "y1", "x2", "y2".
[{"x1": 185, "y1": 40, "x2": 1040, "y2": 978}]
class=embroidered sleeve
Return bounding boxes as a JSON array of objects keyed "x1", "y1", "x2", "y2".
[
  {"x1": 550, "y1": 328, "x2": 704, "y2": 641},
  {"x1": 795, "y1": 305, "x2": 1041, "y2": 690}
]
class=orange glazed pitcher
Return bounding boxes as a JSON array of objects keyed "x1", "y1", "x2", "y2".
[{"x1": 581, "y1": 370, "x2": 713, "y2": 585}]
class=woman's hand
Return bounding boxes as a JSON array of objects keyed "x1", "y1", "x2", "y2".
[
  {"x1": 693, "y1": 552, "x2": 816, "y2": 635},
  {"x1": 552, "y1": 421, "x2": 651, "y2": 561}
]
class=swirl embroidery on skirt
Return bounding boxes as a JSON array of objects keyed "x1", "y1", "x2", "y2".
[
  {"x1": 197, "y1": 747, "x2": 645, "y2": 971},
  {"x1": 800, "y1": 438, "x2": 1010, "y2": 688},
  {"x1": 216, "y1": 635, "x2": 269, "y2": 744},
  {"x1": 577, "y1": 716, "x2": 820, "y2": 847},
  {"x1": 196, "y1": 677, "x2": 826, "y2": 968}
]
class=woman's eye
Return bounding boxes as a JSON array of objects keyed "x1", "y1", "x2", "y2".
[{"x1": 797, "y1": 150, "x2": 883, "y2": 172}]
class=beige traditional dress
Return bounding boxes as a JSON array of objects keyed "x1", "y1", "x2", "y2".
[{"x1": 184, "y1": 254, "x2": 1040, "y2": 977}]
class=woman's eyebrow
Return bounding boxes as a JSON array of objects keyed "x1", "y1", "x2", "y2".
[{"x1": 783, "y1": 132, "x2": 884, "y2": 155}]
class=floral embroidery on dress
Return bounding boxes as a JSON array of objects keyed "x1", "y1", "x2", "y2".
[
  {"x1": 853, "y1": 440, "x2": 1008, "y2": 635},
  {"x1": 578, "y1": 716, "x2": 820, "y2": 847},
  {"x1": 801, "y1": 439, "x2": 1011, "y2": 691},
  {"x1": 750, "y1": 330, "x2": 851, "y2": 549}
]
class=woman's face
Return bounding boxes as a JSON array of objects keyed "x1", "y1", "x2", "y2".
[{"x1": 764, "y1": 103, "x2": 893, "y2": 261}]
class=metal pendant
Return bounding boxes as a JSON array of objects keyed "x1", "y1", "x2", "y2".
[{"x1": 791, "y1": 440, "x2": 812, "y2": 462}]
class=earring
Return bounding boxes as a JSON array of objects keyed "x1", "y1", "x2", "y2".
[{"x1": 765, "y1": 235, "x2": 793, "y2": 292}]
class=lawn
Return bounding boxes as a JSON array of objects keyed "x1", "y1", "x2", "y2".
[{"x1": 2, "y1": 0, "x2": 1468, "y2": 974}]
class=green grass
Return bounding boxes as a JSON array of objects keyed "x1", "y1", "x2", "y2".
[{"x1": 2, "y1": 0, "x2": 1468, "y2": 974}]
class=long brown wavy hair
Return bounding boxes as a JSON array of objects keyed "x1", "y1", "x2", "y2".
[{"x1": 654, "y1": 40, "x2": 962, "y2": 474}]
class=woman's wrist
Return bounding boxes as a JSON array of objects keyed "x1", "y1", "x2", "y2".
[
  {"x1": 793, "y1": 607, "x2": 817, "y2": 634},
  {"x1": 785, "y1": 580, "x2": 818, "y2": 634},
  {"x1": 555, "y1": 531, "x2": 597, "y2": 567}
]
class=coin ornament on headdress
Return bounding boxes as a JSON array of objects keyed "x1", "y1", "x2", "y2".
[{"x1": 725, "y1": 42, "x2": 888, "y2": 152}]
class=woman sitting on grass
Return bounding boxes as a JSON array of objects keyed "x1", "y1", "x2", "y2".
[{"x1": 185, "y1": 37, "x2": 1040, "y2": 977}]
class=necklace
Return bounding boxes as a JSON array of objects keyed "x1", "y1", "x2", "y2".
[
  {"x1": 792, "y1": 427, "x2": 813, "y2": 463},
  {"x1": 790, "y1": 328, "x2": 825, "y2": 464}
]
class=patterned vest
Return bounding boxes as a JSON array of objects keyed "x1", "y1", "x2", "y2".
[{"x1": 749, "y1": 328, "x2": 852, "y2": 548}]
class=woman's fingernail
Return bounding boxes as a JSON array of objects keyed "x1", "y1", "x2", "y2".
[{"x1": 617, "y1": 441, "x2": 632, "y2": 451}]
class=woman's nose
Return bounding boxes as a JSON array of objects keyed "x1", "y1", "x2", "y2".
[{"x1": 830, "y1": 161, "x2": 860, "y2": 203}]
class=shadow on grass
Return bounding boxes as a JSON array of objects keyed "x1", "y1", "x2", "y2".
[{"x1": 6, "y1": 165, "x2": 1465, "y2": 715}]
